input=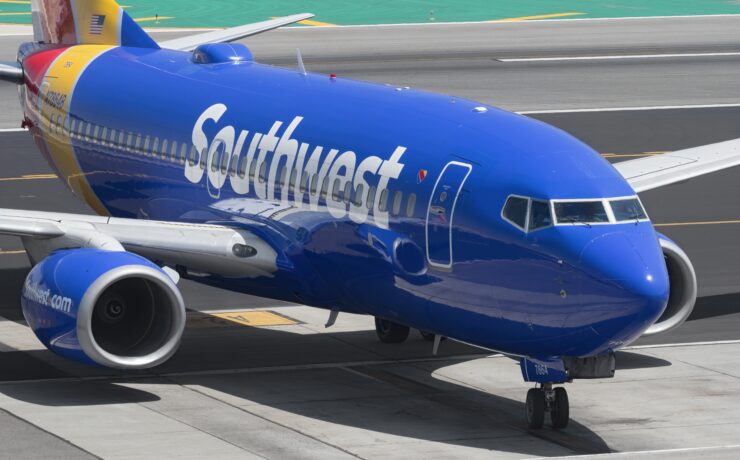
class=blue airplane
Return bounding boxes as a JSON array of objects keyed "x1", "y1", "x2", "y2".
[{"x1": 0, "y1": 0, "x2": 738, "y2": 430}]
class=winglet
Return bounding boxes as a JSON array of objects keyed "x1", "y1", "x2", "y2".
[{"x1": 159, "y1": 13, "x2": 315, "y2": 52}]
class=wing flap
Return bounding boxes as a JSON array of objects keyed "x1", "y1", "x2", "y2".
[
  {"x1": 614, "y1": 138, "x2": 740, "y2": 193},
  {"x1": 160, "y1": 13, "x2": 315, "y2": 52}
]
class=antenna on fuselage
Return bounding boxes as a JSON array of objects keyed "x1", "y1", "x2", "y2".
[{"x1": 296, "y1": 48, "x2": 307, "y2": 75}]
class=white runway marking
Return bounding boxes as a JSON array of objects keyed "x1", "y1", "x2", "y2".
[
  {"x1": 518, "y1": 103, "x2": 740, "y2": 114},
  {"x1": 499, "y1": 52, "x2": 740, "y2": 62}
]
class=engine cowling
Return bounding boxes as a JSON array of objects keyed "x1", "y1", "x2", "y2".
[
  {"x1": 643, "y1": 235, "x2": 697, "y2": 336},
  {"x1": 21, "y1": 248, "x2": 186, "y2": 369}
]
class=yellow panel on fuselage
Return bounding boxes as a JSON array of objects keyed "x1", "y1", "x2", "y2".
[{"x1": 39, "y1": 45, "x2": 115, "y2": 216}]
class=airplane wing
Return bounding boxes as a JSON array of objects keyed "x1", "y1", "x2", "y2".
[
  {"x1": 159, "y1": 13, "x2": 315, "y2": 52},
  {"x1": 613, "y1": 138, "x2": 740, "y2": 193},
  {"x1": 0, "y1": 208, "x2": 279, "y2": 279}
]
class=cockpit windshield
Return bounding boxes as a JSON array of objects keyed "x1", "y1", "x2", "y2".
[
  {"x1": 610, "y1": 198, "x2": 648, "y2": 222},
  {"x1": 502, "y1": 195, "x2": 649, "y2": 232},
  {"x1": 554, "y1": 201, "x2": 609, "y2": 224}
]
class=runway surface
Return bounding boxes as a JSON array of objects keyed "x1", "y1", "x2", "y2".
[{"x1": 0, "y1": 15, "x2": 738, "y2": 459}]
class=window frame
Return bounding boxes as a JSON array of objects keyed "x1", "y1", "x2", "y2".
[
  {"x1": 501, "y1": 194, "x2": 530, "y2": 232},
  {"x1": 552, "y1": 198, "x2": 612, "y2": 226},
  {"x1": 528, "y1": 198, "x2": 554, "y2": 232},
  {"x1": 608, "y1": 196, "x2": 650, "y2": 223}
]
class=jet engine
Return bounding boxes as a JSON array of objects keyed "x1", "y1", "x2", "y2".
[
  {"x1": 643, "y1": 234, "x2": 697, "y2": 335},
  {"x1": 21, "y1": 248, "x2": 186, "y2": 369}
]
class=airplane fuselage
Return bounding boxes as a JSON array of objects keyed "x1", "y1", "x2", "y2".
[{"x1": 19, "y1": 42, "x2": 670, "y2": 359}]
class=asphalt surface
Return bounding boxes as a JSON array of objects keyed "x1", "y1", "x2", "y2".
[
  {"x1": 0, "y1": 16, "x2": 740, "y2": 127},
  {"x1": 0, "y1": 15, "x2": 738, "y2": 459}
]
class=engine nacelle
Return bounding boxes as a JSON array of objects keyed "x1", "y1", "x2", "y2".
[
  {"x1": 643, "y1": 235, "x2": 697, "y2": 336},
  {"x1": 21, "y1": 248, "x2": 186, "y2": 369}
]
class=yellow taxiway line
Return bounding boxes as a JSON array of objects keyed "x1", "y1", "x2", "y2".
[
  {"x1": 0, "y1": 0, "x2": 30, "y2": 4},
  {"x1": 0, "y1": 174, "x2": 57, "y2": 182},
  {"x1": 134, "y1": 16, "x2": 175, "y2": 23},
  {"x1": 0, "y1": 250, "x2": 25, "y2": 255},
  {"x1": 494, "y1": 12, "x2": 586, "y2": 22},
  {"x1": 188, "y1": 310, "x2": 297, "y2": 328}
]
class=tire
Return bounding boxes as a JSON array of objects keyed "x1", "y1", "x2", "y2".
[
  {"x1": 525, "y1": 388, "x2": 545, "y2": 429},
  {"x1": 550, "y1": 387, "x2": 569, "y2": 429},
  {"x1": 375, "y1": 317, "x2": 410, "y2": 343}
]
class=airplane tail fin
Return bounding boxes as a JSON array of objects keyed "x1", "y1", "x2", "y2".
[{"x1": 30, "y1": 0, "x2": 159, "y2": 48}]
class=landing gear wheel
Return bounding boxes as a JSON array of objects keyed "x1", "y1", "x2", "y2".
[
  {"x1": 375, "y1": 317, "x2": 410, "y2": 343},
  {"x1": 525, "y1": 388, "x2": 545, "y2": 429},
  {"x1": 550, "y1": 387, "x2": 569, "y2": 429}
]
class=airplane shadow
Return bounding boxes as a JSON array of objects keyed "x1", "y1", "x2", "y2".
[
  {"x1": 2, "y1": 268, "x2": 735, "y2": 456},
  {"x1": 687, "y1": 292, "x2": 740, "y2": 321}
]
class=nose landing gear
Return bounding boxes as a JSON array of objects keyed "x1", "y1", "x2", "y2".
[{"x1": 525, "y1": 384, "x2": 569, "y2": 429}]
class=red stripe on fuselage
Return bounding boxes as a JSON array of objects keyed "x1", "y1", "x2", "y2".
[{"x1": 23, "y1": 46, "x2": 70, "y2": 98}]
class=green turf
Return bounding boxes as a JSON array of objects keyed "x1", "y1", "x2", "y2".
[{"x1": 0, "y1": 0, "x2": 738, "y2": 28}]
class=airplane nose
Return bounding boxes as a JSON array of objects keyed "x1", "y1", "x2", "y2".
[{"x1": 578, "y1": 231, "x2": 669, "y2": 342}]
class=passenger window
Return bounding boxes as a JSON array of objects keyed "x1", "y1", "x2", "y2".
[
  {"x1": 179, "y1": 144, "x2": 187, "y2": 164},
  {"x1": 353, "y1": 184, "x2": 364, "y2": 206},
  {"x1": 289, "y1": 169, "x2": 297, "y2": 189},
  {"x1": 278, "y1": 166, "x2": 287, "y2": 187},
  {"x1": 366, "y1": 186, "x2": 377, "y2": 210},
  {"x1": 101, "y1": 127, "x2": 108, "y2": 144},
  {"x1": 220, "y1": 148, "x2": 229, "y2": 174},
  {"x1": 343, "y1": 181, "x2": 352, "y2": 204},
  {"x1": 378, "y1": 189, "x2": 389, "y2": 212},
  {"x1": 170, "y1": 141, "x2": 177, "y2": 161},
  {"x1": 134, "y1": 134, "x2": 141, "y2": 153},
  {"x1": 310, "y1": 174, "x2": 319, "y2": 194},
  {"x1": 332, "y1": 179, "x2": 341, "y2": 200},
  {"x1": 152, "y1": 137, "x2": 159, "y2": 156},
  {"x1": 68, "y1": 118, "x2": 76, "y2": 136},
  {"x1": 503, "y1": 196, "x2": 528, "y2": 230},
  {"x1": 199, "y1": 148, "x2": 207, "y2": 169},
  {"x1": 229, "y1": 152, "x2": 238, "y2": 176},
  {"x1": 249, "y1": 157, "x2": 258, "y2": 179},
  {"x1": 161, "y1": 139, "x2": 168, "y2": 159},
  {"x1": 406, "y1": 193, "x2": 416, "y2": 217},
  {"x1": 237, "y1": 156, "x2": 248, "y2": 178},
  {"x1": 143, "y1": 136, "x2": 151, "y2": 154},
  {"x1": 259, "y1": 161, "x2": 267, "y2": 182},
  {"x1": 392, "y1": 191, "x2": 403, "y2": 215},
  {"x1": 92, "y1": 125, "x2": 99, "y2": 143},
  {"x1": 84, "y1": 123, "x2": 92, "y2": 141},
  {"x1": 320, "y1": 176, "x2": 330, "y2": 198},
  {"x1": 529, "y1": 200, "x2": 553, "y2": 231},
  {"x1": 300, "y1": 173, "x2": 309, "y2": 193},
  {"x1": 188, "y1": 146, "x2": 197, "y2": 166}
]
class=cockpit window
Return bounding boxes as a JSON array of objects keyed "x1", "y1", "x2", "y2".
[
  {"x1": 554, "y1": 201, "x2": 609, "y2": 224},
  {"x1": 502, "y1": 196, "x2": 528, "y2": 230},
  {"x1": 610, "y1": 198, "x2": 648, "y2": 221},
  {"x1": 529, "y1": 200, "x2": 552, "y2": 231}
]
